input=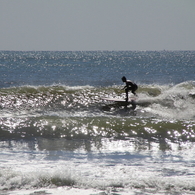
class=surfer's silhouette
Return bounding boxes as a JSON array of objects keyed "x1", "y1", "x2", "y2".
[{"x1": 121, "y1": 76, "x2": 138, "y2": 102}]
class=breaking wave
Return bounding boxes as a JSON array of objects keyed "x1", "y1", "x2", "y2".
[{"x1": 0, "y1": 82, "x2": 195, "y2": 142}]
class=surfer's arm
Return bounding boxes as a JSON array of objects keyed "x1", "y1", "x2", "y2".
[{"x1": 122, "y1": 85, "x2": 127, "y2": 90}]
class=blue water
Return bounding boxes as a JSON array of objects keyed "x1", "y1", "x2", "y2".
[
  {"x1": 0, "y1": 50, "x2": 195, "y2": 195},
  {"x1": 1, "y1": 51, "x2": 195, "y2": 88}
]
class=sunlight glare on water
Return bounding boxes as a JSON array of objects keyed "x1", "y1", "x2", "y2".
[{"x1": 0, "y1": 51, "x2": 195, "y2": 194}]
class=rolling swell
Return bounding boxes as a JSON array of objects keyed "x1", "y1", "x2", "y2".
[
  {"x1": 0, "y1": 82, "x2": 195, "y2": 144},
  {"x1": 0, "y1": 82, "x2": 194, "y2": 116},
  {"x1": 1, "y1": 116, "x2": 195, "y2": 143}
]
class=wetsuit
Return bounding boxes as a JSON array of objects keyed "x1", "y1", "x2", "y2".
[{"x1": 123, "y1": 80, "x2": 138, "y2": 101}]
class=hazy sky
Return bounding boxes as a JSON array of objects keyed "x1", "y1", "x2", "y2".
[{"x1": 1, "y1": 0, "x2": 195, "y2": 51}]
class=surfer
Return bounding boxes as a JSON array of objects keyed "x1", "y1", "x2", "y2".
[{"x1": 121, "y1": 76, "x2": 138, "y2": 102}]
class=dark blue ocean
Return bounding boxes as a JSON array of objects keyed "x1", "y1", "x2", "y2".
[
  {"x1": 1, "y1": 51, "x2": 195, "y2": 88},
  {"x1": 0, "y1": 51, "x2": 195, "y2": 195}
]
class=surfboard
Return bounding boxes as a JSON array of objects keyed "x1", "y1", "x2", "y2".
[
  {"x1": 102, "y1": 97, "x2": 137, "y2": 110},
  {"x1": 102, "y1": 97, "x2": 136, "y2": 103}
]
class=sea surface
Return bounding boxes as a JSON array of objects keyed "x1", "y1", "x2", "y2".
[{"x1": 0, "y1": 50, "x2": 195, "y2": 195}]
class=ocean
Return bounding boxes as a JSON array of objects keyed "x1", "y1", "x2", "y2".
[{"x1": 0, "y1": 50, "x2": 195, "y2": 195}]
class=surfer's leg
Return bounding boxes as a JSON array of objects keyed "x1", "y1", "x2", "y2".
[
  {"x1": 132, "y1": 90, "x2": 137, "y2": 96},
  {"x1": 125, "y1": 89, "x2": 128, "y2": 102},
  {"x1": 132, "y1": 85, "x2": 138, "y2": 96}
]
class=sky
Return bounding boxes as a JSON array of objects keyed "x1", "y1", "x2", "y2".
[{"x1": 0, "y1": 0, "x2": 195, "y2": 51}]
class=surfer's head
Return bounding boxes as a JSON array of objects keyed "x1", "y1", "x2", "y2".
[{"x1": 121, "y1": 76, "x2": 126, "y2": 82}]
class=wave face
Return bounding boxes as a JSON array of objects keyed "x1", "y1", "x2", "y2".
[{"x1": 0, "y1": 83, "x2": 194, "y2": 142}]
